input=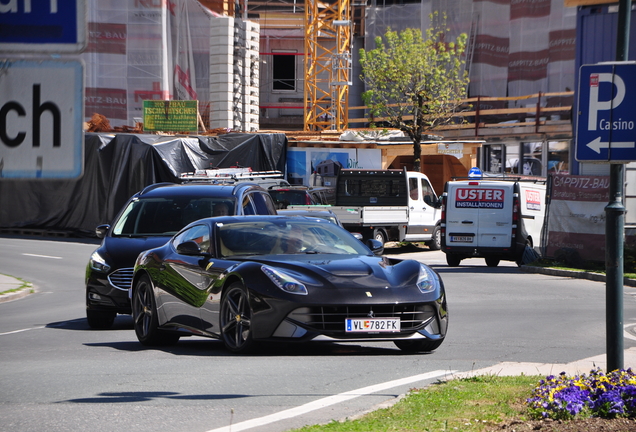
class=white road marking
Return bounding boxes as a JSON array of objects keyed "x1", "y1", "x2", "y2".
[
  {"x1": 0, "y1": 326, "x2": 45, "y2": 336},
  {"x1": 624, "y1": 323, "x2": 636, "y2": 341},
  {"x1": 205, "y1": 369, "x2": 454, "y2": 432},
  {"x1": 22, "y1": 253, "x2": 62, "y2": 259}
]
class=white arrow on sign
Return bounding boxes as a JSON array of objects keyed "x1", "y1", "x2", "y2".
[{"x1": 586, "y1": 136, "x2": 636, "y2": 154}]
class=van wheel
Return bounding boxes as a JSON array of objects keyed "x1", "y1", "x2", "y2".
[
  {"x1": 373, "y1": 229, "x2": 387, "y2": 245},
  {"x1": 485, "y1": 257, "x2": 500, "y2": 267},
  {"x1": 446, "y1": 254, "x2": 461, "y2": 267},
  {"x1": 426, "y1": 226, "x2": 441, "y2": 251}
]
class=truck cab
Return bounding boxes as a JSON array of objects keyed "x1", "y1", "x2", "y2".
[{"x1": 334, "y1": 169, "x2": 441, "y2": 247}]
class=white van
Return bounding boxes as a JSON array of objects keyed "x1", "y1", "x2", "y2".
[{"x1": 440, "y1": 179, "x2": 546, "y2": 267}]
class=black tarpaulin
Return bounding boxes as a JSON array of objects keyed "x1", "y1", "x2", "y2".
[{"x1": 0, "y1": 132, "x2": 287, "y2": 236}]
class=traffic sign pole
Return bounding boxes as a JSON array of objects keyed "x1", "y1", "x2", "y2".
[{"x1": 606, "y1": 0, "x2": 631, "y2": 373}]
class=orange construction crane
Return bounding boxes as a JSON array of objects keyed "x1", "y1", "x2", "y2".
[{"x1": 304, "y1": 0, "x2": 352, "y2": 131}]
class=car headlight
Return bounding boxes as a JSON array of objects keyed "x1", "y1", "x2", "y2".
[
  {"x1": 261, "y1": 266, "x2": 308, "y2": 295},
  {"x1": 89, "y1": 251, "x2": 111, "y2": 273},
  {"x1": 417, "y1": 264, "x2": 439, "y2": 293}
]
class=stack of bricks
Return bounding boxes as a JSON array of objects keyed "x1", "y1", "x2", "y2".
[{"x1": 209, "y1": 17, "x2": 260, "y2": 132}]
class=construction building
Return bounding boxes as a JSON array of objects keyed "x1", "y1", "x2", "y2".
[{"x1": 78, "y1": 0, "x2": 636, "y2": 190}]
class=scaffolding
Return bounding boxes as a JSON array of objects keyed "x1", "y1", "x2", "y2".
[{"x1": 304, "y1": 0, "x2": 352, "y2": 131}]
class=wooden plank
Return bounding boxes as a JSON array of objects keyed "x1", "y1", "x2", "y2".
[{"x1": 564, "y1": 0, "x2": 615, "y2": 6}]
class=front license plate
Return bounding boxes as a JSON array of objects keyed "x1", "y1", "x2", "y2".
[
  {"x1": 345, "y1": 318, "x2": 400, "y2": 333},
  {"x1": 450, "y1": 236, "x2": 474, "y2": 243}
]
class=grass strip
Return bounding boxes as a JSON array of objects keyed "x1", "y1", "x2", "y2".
[
  {"x1": 0, "y1": 274, "x2": 33, "y2": 296},
  {"x1": 293, "y1": 375, "x2": 540, "y2": 431}
]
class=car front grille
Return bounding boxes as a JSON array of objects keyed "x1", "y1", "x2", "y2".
[
  {"x1": 108, "y1": 268, "x2": 134, "y2": 290},
  {"x1": 287, "y1": 304, "x2": 436, "y2": 334}
]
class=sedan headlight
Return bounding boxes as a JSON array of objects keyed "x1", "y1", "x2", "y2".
[
  {"x1": 261, "y1": 266, "x2": 308, "y2": 295},
  {"x1": 89, "y1": 251, "x2": 111, "y2": 273},
  {"x1": 417, "y1": 265, "x2": 439, "y2": 293}
]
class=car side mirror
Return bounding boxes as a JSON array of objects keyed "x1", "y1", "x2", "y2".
[
  {"x1": 95, "y1": 224, "x2": 110, "y2": 239},
  {"x1": 366, "y1": 239, "x2": 384, "y2": 256},
  {"x1": 176, "y1": 240, "x2": 205, "y2": 256}
]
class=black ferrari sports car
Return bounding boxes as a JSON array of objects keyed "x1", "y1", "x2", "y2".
[{"x1": 131, "y1": 215, "x2": 448, "y2": 353}]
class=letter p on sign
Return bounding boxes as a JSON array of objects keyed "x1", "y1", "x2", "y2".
[{"x1": 588, "y1": 73, "x2": 626, "y2": 131}]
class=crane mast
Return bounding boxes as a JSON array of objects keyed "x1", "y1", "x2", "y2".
[{"x1": 304, "y1": 0, "x2": 352, "y2": 131}]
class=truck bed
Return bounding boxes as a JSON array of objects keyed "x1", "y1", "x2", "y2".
[{"x1": 287, "y1": 205, "x2": 408, "y2": 226}]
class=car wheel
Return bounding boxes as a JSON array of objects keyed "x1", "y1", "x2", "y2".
[
  {"x1": 485, "y1": 257, "x2": 500, "y2": 267},
  {"x1": 394, "y1": 338, "x2": 444, "y2": 353},
  {"x1": 426, "y1": 226, "x2": 441, "y2": 251},
  {"x1": 446, "y1": 254, "x2": 461, "y2": 267},
  {"x1": 373, "y1": 228, "x2": 387, "y2": 245},
  {"x1": 220, "y1": 282, "x2": 255, "y2": 354},
  {"x1": 132, "y1": 275, "x2": 180, "y2": 346},
  {"x1": 86, "y1": 309, "x2": 116, "y2": 329}
]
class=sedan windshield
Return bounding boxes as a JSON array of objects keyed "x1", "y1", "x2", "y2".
[
  {"x1": 217, "y1": 220, "x2": 369, "y2": 257},
  {"x1": 112, "y1": 197, "x2": 235, "y2": 236}
]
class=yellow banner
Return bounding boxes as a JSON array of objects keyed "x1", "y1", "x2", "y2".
[{"x1": 143, "y1": 100, "x2": 198, "y2": 132}]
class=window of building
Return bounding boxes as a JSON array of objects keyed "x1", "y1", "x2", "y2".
[
  {"x1": 481, "y1": 144, "x2": 506, "y2": 174},
  {"x1": 488, "y1": 140, "x2": 570, "y2": 177},
  {"x1": 547, "y1": 141, "x2": 569, "y2": 175},
  {"x1": 273, "y1": 51, "x2": 296, "y2": 91}
]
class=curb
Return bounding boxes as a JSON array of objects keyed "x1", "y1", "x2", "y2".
[
  {"x1": 0, "y1": 287, "x2": 34, "y2": 303},
  {"x1": 0, "y1": 274, "x2": 35, "y2": 303},
  {"x1": 520, "y1": 265, "x2": 636, "y2": 287}
]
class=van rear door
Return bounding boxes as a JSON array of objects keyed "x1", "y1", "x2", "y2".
[{"x1": 445, "y1": 181, "x2": 514, "y2": 248}]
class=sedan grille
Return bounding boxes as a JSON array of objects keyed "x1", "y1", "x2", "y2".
[
  {"x1": 288, "y1": 304, "x2": 436, "y2": 334},
  {"x1": 108, "y1": 268, "x2": 134, "y2": 290}
]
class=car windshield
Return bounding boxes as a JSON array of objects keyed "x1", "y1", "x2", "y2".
[
  {"x1": 112, "y1": 197, "x2": 235, "y2": 236},
  {"x1": 217, "y1": 219, "x2": 369, "y2": 257}
]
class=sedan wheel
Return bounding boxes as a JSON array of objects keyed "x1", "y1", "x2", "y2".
[
  {"x1": 394, "y1": 338, "x2": 444, "y2": 353},
  {"x1": 220, "y1": 282, "x2": 255, "y2": 354},
  {"x1": 86, "y1": 309, "x2": 116, "y2": 330},
  {"x1": 132, "y1": 275, "x2": 180, "y2": 346}
]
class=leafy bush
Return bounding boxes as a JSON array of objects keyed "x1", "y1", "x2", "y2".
[{"x1": 527, "y1": 368, "x2": 636, "y2": 420}]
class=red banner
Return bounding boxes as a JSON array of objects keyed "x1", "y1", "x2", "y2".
[
  {"x1": 87, "y1": 23, "x2": 127, "y2": 55},
  {"x1": 510, "y1": 0, "x2": 551, "y2": 20},
  {"x1": 85, "y1": 88, "x2": 128, "y2": 120},
  {"x1": 549, "y1": 29, "x2": 576, "y2": 62},
  {"x1": 508, "y1": 49, "x2": 550, "y2": 82},
  {"x1": 473, "y1": 34, "x2": 510, "y2": 68}
]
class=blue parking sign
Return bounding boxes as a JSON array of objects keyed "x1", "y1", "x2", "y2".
[
  {"x1": 0, "y1": 0, "x2": 86, "y2": 53},
  {"x1": 576, "y1": 62, "x2": 636, "y2": 163}
]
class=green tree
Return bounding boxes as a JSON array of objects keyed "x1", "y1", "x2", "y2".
[{"x1": 359, "y1": 14, "x2": 469, "y2": 171}]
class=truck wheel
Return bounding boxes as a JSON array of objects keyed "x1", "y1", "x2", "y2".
[
  {"x1": 426, "y1": 226, "x2": 441, "y2": 250},
  {"x1": 373, "y1": 229, "x2": 387, "y2": 245},
  {"x1": 485, "y1": 257, "x2": 500, "y2": 267},
  {"x1": 446, "y1": 254, "x2": 461, "y2": 267}
]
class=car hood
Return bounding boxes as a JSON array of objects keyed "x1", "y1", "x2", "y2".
[
  {"x1": 253, "y1": 255, "x2": 422, "y2": 290},
  {"x1": 99, "y1": 235, "x2": 173, "y2": 269}
]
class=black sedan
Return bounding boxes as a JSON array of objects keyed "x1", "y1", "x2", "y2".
[
  {"x1": 131, "y1": 216, "x2": 448, "y2": 353},
  {"x1": 85, "y1": 181, "x2": 277, "y2": 329}
]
